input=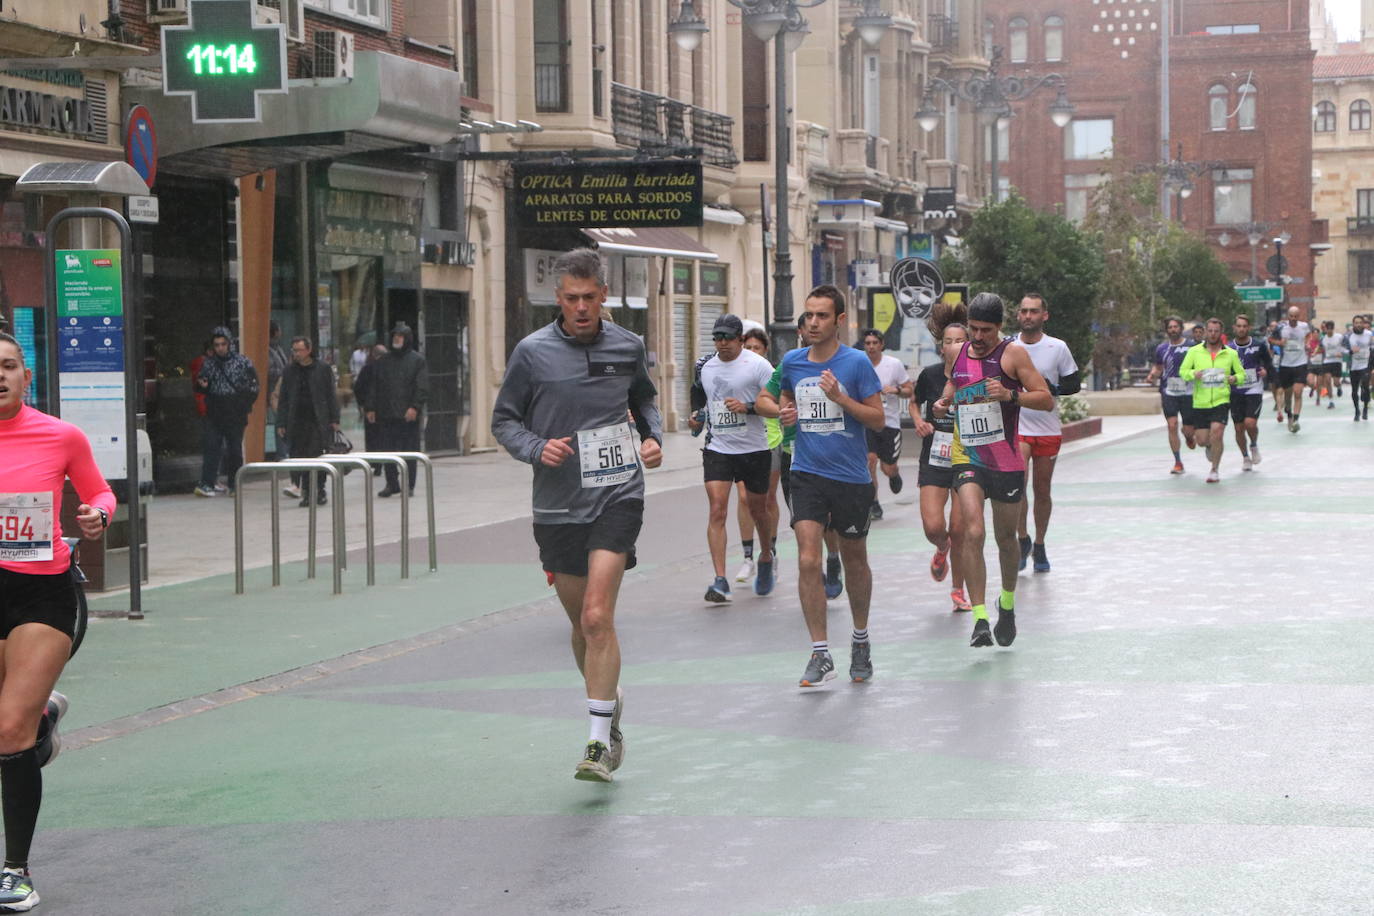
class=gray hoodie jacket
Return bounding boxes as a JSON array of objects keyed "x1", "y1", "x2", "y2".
[{"x1": 492, "y1": 318, "x2": 662, "y2": 525}]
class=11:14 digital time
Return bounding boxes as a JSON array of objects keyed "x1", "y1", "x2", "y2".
[{"x1": 184, "y1": 43, "x2": 259, "y2": 76}]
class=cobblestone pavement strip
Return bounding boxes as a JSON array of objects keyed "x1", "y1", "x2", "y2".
[{"x1": 37, "y1": 410, "x2": 1374, "y2": 914}]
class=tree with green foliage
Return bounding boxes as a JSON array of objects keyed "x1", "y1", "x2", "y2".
[{"x1": 942, "y1": 191, "x2": 1103, "y2": 371}]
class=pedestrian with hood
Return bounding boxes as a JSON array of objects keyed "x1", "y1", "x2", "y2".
[
  {"x1": 365, "y1": 323, "x2": 428, "y2": 497},
  {"x1": 193, "y1": 326, "x2": 259, "y2": 497}
]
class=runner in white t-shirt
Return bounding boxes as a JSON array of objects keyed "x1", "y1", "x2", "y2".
[
  {"x1": 1346, "y1": 315, "x2": 1373, "y2": 420},
  {"x1": 688, "y1": 315, "x2": 779, "y2": 602},
  {"x1": 1268, "y1": 306, "x2": 1310, "y2": 434},
  {"x1": 859, "y1": 329, "x2": 913, "y2": 521},
  {"x1": 1012, "y1": 294, "x2": 1080, "y2": 574}
]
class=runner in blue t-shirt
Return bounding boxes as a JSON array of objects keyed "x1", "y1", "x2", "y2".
[
  {"x1": 1144, "y1": 316, "x2": 1197, "y2": 475},
  {"x1": 757, "y1": 285, "x2": 883, "y2": 689}
]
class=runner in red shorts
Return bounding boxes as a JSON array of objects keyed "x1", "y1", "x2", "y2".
[{"x1": 1012, "y1": 294, "x2": 1080, "y2": 574}]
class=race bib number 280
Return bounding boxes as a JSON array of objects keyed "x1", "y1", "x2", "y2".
[
  {"x1": 577, "y1": 423, "x2": 639, "y2": 488},
  {"x1": 0, "y1": 493, "x2": 54, "y2": 562}
]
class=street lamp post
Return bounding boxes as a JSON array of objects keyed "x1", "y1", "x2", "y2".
[
  {"x1": 1151, "y1": 143, "x2": 1229, "y2": 222},
  {"x1": 1217, "y1": 222, "x2": 1288, "y2": 287},
  {"x1": 670, "y1": 0, "x2": 890, "y2": 360},
  {"x1": 915, "y1": 46, "x2": 1074, "y2": 204}
]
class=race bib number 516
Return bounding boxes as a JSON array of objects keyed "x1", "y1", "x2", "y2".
[
  {"x1": 577, "y1": 423, "x2": 639, "y2": 488},
  {"x1": 0, "y1": 493, "x2": 54, "y2": 562}
]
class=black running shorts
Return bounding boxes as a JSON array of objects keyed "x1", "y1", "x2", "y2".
[
  {"x1": 1192, "y1": 404, "x2": 1229, "y2": 428},
  {"x1": 788, "y1": 470, "x2": 874, "y2": 540},
  {"x1": 917, "y1": 463, "x2": 954, "y2": 489},
  {"x1": 1161, "y1": 393, "x2": 1190, "y2": 419},
  {"x1": 952, "y1": 466, "x2": 1026, "y2": 504},
  {"x1": 865, "y1": 426, "x2": 902, "y2": 466},
  {"x1": 0, "y1": 566, "x2": 78, "y2": 640},
  {"x1": 702, "y1": 448, "x2": 772, "y2": 495},
  {"x1": 533, "y1": 499, "x2": 643, "y2": 578},
  {"x1": 1278, "y1": 364, "x2": 1308, "y2": 388},
  {"x1": 1229, "y1": 393, "x2": 1264, "y2": 424},
  {"x1": 1323, "y1": 362, "x2": 1343, "y2": 378}
]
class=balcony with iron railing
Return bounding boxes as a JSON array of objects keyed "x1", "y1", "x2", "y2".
[
  {"x1": 611, "y1": 83, "x2": 739, "y2": 168},
  {"x1": 928, "y1": 14, "x2": 959, "y2": 52}
]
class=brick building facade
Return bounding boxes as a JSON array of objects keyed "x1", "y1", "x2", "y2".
[{"x1": 985, "y1": 0, "x2": 1319, "y2": 319}]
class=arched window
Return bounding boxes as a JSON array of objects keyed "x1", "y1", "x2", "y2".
[
  {"x1": 1352, "y1": 99, "x2": 1372, "y2": 131},
  {"x1": 1009, "y1": 17, "x2": 1028, "y2": 62},
  {"x1": 984, "y1": 20, "x2": 995, "y2": 59},
  {"x1": 1044, "y1": 15, "x2": 1065, "y2": 62},
  {"x1": 1237, "y1": 80, "x2": 1257, "y2": 130},
  {"x1": 1209, "y1": 84, "x2": 1228, "y2": 131},
  {"x1": 1314, "y1": 100, "x2": 1336, "y2": 133}
]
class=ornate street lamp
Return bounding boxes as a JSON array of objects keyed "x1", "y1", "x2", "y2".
[
  {"x1": 669, "y1": 0, "x2": 889, "y2": 359},
  {"x1": 916, "y1": 46, "x2": 1074, "y2": 204},
  {"x1": 1145, "y1": 143, "x2": 1229, "y2": 222},
  {"x1": 1217, "y1": 222, "x2": 1287, "y2": 285}
]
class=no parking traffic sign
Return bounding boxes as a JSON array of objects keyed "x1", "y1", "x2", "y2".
[{"x1": 124, "y1": 105, "x2": 158, "y2": 189}]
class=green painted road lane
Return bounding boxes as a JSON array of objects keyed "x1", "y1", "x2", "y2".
[{"x1": 34, "y1": 409, "x2": 1374, "y2": 913}]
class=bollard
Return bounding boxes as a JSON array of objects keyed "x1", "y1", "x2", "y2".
[
  {"x1": 287, "y1": 455, "x2": 377, "y2": 586},
  {"x1": 234, "y1": 461, "x2": 345, "y2": 595}
]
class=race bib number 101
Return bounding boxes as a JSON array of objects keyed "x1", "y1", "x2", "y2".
[{"x1": 0, "y1": 493, "x2": 54, "y2": 562}]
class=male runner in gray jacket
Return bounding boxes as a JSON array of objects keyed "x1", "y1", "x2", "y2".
[{"x1": 492, "y1": 248, "x2": 662, "y2": 783}]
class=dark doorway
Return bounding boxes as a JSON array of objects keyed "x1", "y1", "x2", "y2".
[{"x1": 422, "y1": 290, "x2": 469, "y2": 454}]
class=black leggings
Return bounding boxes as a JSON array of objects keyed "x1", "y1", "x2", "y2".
[{"x1": 1352, "y1": 370, "x2": 1370, "y2": 409}]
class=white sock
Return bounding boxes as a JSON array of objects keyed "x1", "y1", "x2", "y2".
[
  {"x1": 852, "y1": 628, "x2": 869, "y2": 644},
  {"x1": 587, "y1": 698, "x2": 615, "y2": 746},
  {"x1": 812, "y1": 640, "x2": 829, "y2": 655}
]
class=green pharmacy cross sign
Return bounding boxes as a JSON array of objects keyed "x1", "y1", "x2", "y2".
[{"x1": 162, "y1": 0, "x2": 287, "y2": 123}]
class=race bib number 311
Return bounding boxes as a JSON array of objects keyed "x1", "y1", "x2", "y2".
[
  {"x1": 0, "y1": 493, "x2": 54, "y2": 562},
  {"x1": 795, "y1": 382, "x2": 845, "y2": 433},
  {"x1": 578, "y1": 423, "x2": 639, "y2": 488}
]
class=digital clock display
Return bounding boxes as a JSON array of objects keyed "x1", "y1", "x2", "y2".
[{"x1": 183, "y1": 43, "x2": 259, "y2": 76}]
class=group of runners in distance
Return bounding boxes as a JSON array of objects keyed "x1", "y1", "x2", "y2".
[
  {"x1": 493, "y1": 248, "x2": 1085, "y2": 783},
  {"x1": 1146, "y1": 304, "x2": 1371, "y2": 483}
]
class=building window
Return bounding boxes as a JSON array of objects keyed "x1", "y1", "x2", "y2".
[
  {"x1": 1064, "y1": 173, "x2": 1104, "y2": 224},
  {"x1": 1209, "y1": 84, "x2": 1229, "y2": 131},
  {"x1": 1009, "y1": 18, "x2": 1028, "y2": 62},
  {"x1": 1044, "y1": 15, "x2": 1064, "y2": 62},
  {"x1": 461, "y1": 0, "x2": 479, "y2": 98},
  {"x1": 1356, "y1": 252, "x2": 1374, "y2": 289},
  {"x1": 534, "y1": 0, "x2": 568, "y2": 112},
  {"x1": 1358, "y1": 188, "x2": 1374, "y2": 220},
  {"x1": 1352, "y1": 100, "x2": 1372, "y2": 132},
  {"x1": 741, "y1": 28, "x2": 769, "y2": 161},
  {"x1": 1315, "y1": 100, "x2": 1336, "y2": 133},
  {"x1": 1204, "y1": 24, "x2": 1260, "y2": 35},
  {"x1": 1065, "y1": 118, "x2": 1112, "y2": 160},
  {"x1": 1214, "y1": 168, "x2": 1253, "y2": 224},
  {"x1": 301, "y1": 0, "x2": 387, "y2": 28},
  {"x1": 983, "y1": 20, "x2": 995, "y2": 59},
  {"x1": 1237, "y1": 81, "x2": 1256, "y2": 130}
]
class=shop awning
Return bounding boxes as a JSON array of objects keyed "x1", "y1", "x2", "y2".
[
  {"x1": 581, "y1": 227, "x2": 719, "y2": 261},
  {"x1": 125, "y1": 51, "x2": 494, "y2": 180}
]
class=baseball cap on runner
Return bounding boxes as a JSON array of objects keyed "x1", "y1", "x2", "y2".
[{"x1": 712, "y1": 315, "x2": 745, "y2": 338}]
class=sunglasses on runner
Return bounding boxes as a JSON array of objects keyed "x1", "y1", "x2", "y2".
[{"x1": 713, "y1": 332, "x2": 739, "y2": 341}]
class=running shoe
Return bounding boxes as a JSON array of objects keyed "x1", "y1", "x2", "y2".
[
  {"x1": 1017, "y1": 535, "x2": 1032, "y2": 571},
  {"x1": 993, "y1": 600, "x2": 1017, "y2": 647},
  {"x1": 574, "y1": 741, "x2": 613, "y2": 782},
  {"x1": 951, "y1": 588, "x2": 972, "y2": 613},
  {"x1": 1206, "y1": 469, "x2": 1220, "y2": 484},
  {"x1": 889, "y1": 473, "x2": 904, "y2": 495},
  {"x1": 970, "y1": 618, "x2": 993, "y2": 648},
  {"x1": 282, "y1": 483, "x2": 302, "y2": 499},
  {"x1": 192, "y1": 485, "x2": 216, "y2": 498},
  {"x1": 1170, "y1": 461, "x2": 1185, "y2": 475},
  {"x1": 1242, "y1": 456, "x2": 1253, "y2": 472},
  {"x1": 849, "y1": 641, "x2": 873, "y2": 682},
  {"x1": 1328, "y1": 401, "x2": 1335, "y2": 410},
  {"x1": 704, "y1": 576, "x2": 732, "y2": 604},
  {"x1": 799, "y1": 651, "x2": 836, "y2": 688},
  {"x1": 734, "y1": 559, "x2": 756, "y2": 583},
  {"x1": 0, "y1": 870, "x2": 36, "y2": 912},
  {"x1": 1032, "y1": 543, "x2": 1050, "y2": 573},
  {"x1": 869, "y1": 500, "x2": 884, "y2": 521},
  {"x1": 754, "y1": 558, "x2": 775, "y2": 596},
  {"x1": 1289, "y1": 418, "x2": 1300, "y2": 434},
  {"x1": 1250, "y1": 445, "x2": 1261, "y2": 465},
  {"x1": 213, "y1": 483, "x2": 229, "y2": 494},
  {"x1": 930, "y1": 546, "x2": 949, "y2": 582},
  {"x1": 35, "y1": 692, "x2": 67, "y2": 769},
  {"x1": 824, "y1": 556, "x2": 844, "y2": 600},
  {"x1": 608, "y1": 688, "x2": 625, "y2": 772}
]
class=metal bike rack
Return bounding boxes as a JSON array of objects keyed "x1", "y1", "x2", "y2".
[
  {"x1": 286, "y1": 455, "x2": 376, "y2": 586},
  {"x1": 351, "y1": 451, "x2": 438, "y2": 578},
  {"x1": 234, "y1": 461, "x2": 345, "y2": 595}
]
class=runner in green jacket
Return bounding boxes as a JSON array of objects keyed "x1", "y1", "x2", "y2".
[{"x1": 1179, "y1": 317, "x2": 1247, "y2": 484}]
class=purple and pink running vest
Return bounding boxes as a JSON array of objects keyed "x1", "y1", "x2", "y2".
[{"x1": 950, "y1": 338, "x2": 1024, "y2": 472}]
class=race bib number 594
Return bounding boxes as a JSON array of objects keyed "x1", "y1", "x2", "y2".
[{"x1": 0, "y1": 493, "x2": 54, "y2": 562}]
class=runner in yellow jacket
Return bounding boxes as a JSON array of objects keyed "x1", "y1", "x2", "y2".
[{"x1": 1179, "y1": 317, "x2": 1247, "y2": 484}]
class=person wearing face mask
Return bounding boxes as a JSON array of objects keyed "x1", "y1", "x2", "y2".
[
  {"x1": 364, "y1": 323, "x2": 428, "y2": 497},
  {"x1": 911, "y1": 303, "x2": 970, "y2": 613}
]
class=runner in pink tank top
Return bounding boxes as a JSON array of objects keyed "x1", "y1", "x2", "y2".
[{"x1": 932, "y1": 294, "x2": 1054, "y2": 650}]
